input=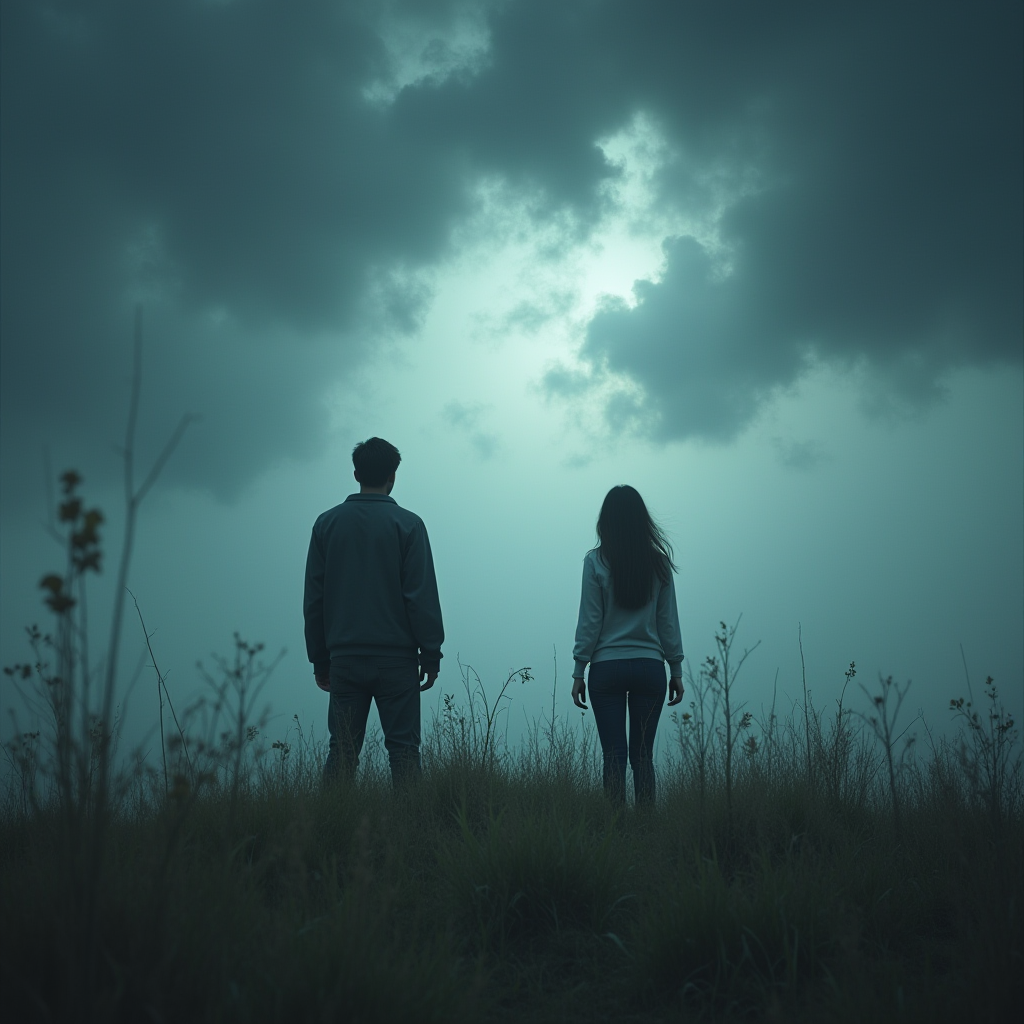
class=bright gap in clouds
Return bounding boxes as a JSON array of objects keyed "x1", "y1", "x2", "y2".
[
  {"x1": 337, "y1": 111, "x2": 687, "y2": 471},
  {"x1": 361, "y1": 3, "x2": 492, "y2": 106}
]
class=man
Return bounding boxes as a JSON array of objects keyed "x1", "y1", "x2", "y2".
[{"x1": 304, "y1": 437, "x2": 444, "y2": 785}]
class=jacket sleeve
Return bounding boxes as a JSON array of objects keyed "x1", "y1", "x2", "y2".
[
  {"x1": 656, "y1": 571, "x2": 684, "y2": 677},
  {"x1": 402, "y1": 521, "x2": 445, "y2": 671},
  {"x1": 303, "y1": 524, "x2": 330, "y2": 677},
  {"x1": 572, "y1": 554, "x2": 603, "y2": 678}
]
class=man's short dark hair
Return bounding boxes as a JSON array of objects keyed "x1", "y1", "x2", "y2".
[{"x1": 352, "y1": 437, "x2": 401, "y2": 487}]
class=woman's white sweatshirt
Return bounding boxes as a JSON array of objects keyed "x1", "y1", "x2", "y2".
[{"x1": 572, "y1": 547, "x2": 684, "y2": 680}]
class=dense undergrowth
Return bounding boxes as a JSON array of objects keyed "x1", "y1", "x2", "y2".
[{"x1": 1, "y1": 642, "x2": 1021, "y2": 1023}]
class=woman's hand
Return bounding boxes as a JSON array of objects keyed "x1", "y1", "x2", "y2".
[
  {"x1": 668, "y1": 676, "x2": 684, "y2": 706},
  {"x1": 571, "y1": 677, "x2": 588, "y2": 710}
]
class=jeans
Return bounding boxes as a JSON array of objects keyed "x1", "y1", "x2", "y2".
[
  {"x1": 323, "y1": 656, "x2": 421, "y2": 787},
  {"x1": 588, "y1": 658, "x2": 666, "y2": 806}
]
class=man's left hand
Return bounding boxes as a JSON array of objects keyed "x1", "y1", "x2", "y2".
[
  {"x1": 315, "y1": 673, "x2": 330, "y2": 692},
  {"x1": 419, "y1": 667, "x2": 438, "y2": 692}
]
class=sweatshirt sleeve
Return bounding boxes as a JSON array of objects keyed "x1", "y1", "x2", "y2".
[
  {"x1": 303, "y1": 523, "x2": 330, "y2": 677},
  {"x1": 572, "y1": 554, "x2": 603, "y2": 678},
  {"x1": 402, "y1": 520, "x2": 445, "y2": 671},
  {"x1": 656, "y1": 571, "x2": 684, "y2": 677}
]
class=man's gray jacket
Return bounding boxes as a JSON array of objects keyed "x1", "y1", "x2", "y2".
[{"x1": 304, "y1": 493, "x2": 444, "y2": 678}]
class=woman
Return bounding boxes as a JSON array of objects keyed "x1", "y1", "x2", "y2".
[{"x1": 571, "y1": 485, "x2": 684, "y2": 806}]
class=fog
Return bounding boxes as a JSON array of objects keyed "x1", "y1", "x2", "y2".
[{"x1": 2, "y1": 1, "x2": 1021, "y2": 760}]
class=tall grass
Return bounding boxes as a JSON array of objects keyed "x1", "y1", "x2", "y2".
[{"x1": 2, "y1": 622, "x2": 1021, "y2": 1022}]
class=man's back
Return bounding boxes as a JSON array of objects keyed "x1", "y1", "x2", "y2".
[
  {"x1": 307, "y1": 436, "x2": 442, "y2": 786},
  {"x1": 304, "y1": 493, "x2": 444, "y2": 675}
]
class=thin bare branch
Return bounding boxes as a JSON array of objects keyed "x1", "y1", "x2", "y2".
[
  {"x1": 129, "y1": 589, "x2": 194, "y2": 787},
  {"x1": 133, "y1": 413, "x2": 196, "y2": 507},
  {"x1": 959, "y1": 643, "x2": 976, "y2": 705},
  {"x1": 123, "y1": 306, "x2": 143, "y2": 506}
]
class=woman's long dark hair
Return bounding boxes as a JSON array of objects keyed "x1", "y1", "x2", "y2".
[{"x1": 596, "y1": 485, "x2": 676, "y2": 610}]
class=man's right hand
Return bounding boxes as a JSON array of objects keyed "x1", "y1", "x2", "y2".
[{"x1": 419, "y1": 668, "x2": 438, "y2": 692}]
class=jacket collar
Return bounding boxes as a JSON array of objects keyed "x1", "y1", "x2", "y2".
[{"x1": 345, "y1": 493, "x2": 397, "y2": 504}]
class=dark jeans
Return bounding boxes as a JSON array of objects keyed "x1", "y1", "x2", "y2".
[
  {"x1": 588, "y1": 658, "x2": 666, "y2": 806},
  {"x1": 323, "y1": 656, "x2": 421, "y2": 787}
]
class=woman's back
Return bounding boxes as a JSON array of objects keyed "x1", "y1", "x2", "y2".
[
  {"x1": 572, "y1": 547, "x2": 684, "y2": 677},
  {"x1": 570, "y1": 484, "x2": 686, "y2": 806}
]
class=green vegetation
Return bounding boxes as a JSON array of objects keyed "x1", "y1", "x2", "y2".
[{"x1": 2, "y1": 621, "x2": 1021, "y2": 1022}]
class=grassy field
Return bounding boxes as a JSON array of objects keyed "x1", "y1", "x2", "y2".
[{"x1": 1, "y1": 631, "x2": 1021, "y2": 1024}]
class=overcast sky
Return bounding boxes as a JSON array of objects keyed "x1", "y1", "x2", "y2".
[{"x1": 2, "y1": 0, "x2": 1021, "y2": 756}]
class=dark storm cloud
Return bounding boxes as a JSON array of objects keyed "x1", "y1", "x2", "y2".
[
  {"x1": 3, "y1": 2, "x2": 1020, "y2": 501},
  {"x1": 1, "y1": 0, "x2": 476, "y2": 498},
  {"x1": 541, "y1": 1, "x2": 1023, "y2": 440}
]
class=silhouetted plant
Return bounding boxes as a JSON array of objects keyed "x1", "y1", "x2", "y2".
[
  {"x1": 129, "y1": 589, "x2": 193, "y2": 795},
  {"x1": 0, "y1": 309, "x2": 191, "y2": 1019},
  {"x1": 749, "y1": 668, "x2": 780, "y2": 795},
  {"x1": 0, "y1": 725, "x2": 40, "y2": 816},
  {"x1": 859, "y1": 673, "x2": 917, "y2": 839},
  {"x1": 817, "y1": 661, "x2": 861, "y2": 804},
  {"x1": 950, "y1": 670, "x2": 1019, "y2": 834},
  {"x1": 671, "y1": 655, "x2": 721, "y2": 847},
  {"x1": 437, "y1": 658, "x2": 533, "y2": 772},
  {"x1": 799, "y1": 622, "x2": 812, "y2": 790},
  {"x1": 706, "y1": 618, "x2": 760, "y2": 839},
  {"x1": 191, "y1": 634, "x2": 283, "y2": 837}
]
